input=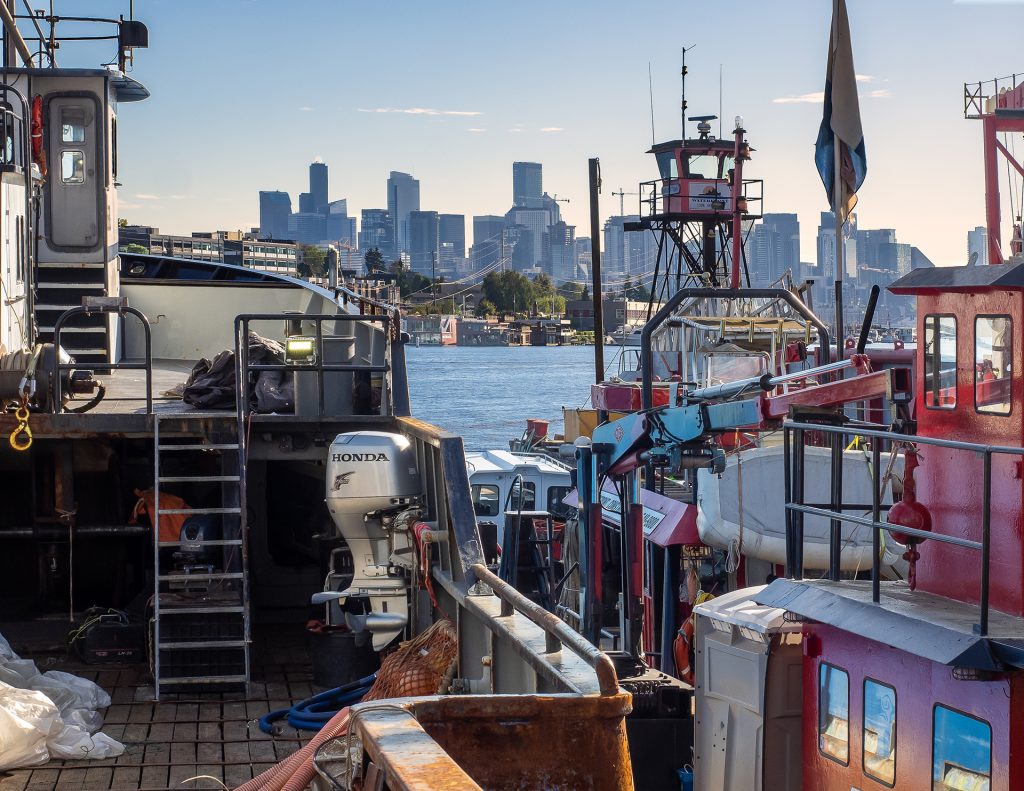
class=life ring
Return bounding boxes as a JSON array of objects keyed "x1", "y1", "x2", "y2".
[
  {"x1": 30, "y1": 94, "x2": 46, "y2": 177},
  {"x1": 673, "y1": 617, "x2": 695, "y2": 685}
]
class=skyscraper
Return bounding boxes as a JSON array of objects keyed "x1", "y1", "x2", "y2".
[
  {"x1": 309, "y1": 161, "x2": 328, "y2": 214},
  {"x1": 299, "y1": 192, "x2": 314, "y2": 214},
  {"x1": 512, "y1": 162, "x2": 542, "y2": 207},
  {"x1": 408, "y1": 210, "x2": 439, "y2": 276},
  {"x1": 259, "y1": 191, "x2": 291, "y2": 240},
  {"x1": 438, "y1": 214, "x2": 466, "y2": 271},
  {"x1": 387, "y1": 172, "x2": 420, "y2": 256},
  {"x1": 968, "y1": 226, "x2": 989, "y2": 266},
  {"x1": 471, "y1": 215, "x2": 506, "y2": 271},
  {"x1": 359, "y1": 209, "x2": 393, "y2": 261}
]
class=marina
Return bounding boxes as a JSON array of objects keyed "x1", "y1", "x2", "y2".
[{"x1": 0, "y1": 2, "x2": 1021, "y2": 791}]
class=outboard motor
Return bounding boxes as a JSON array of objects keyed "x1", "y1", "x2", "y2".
[{"x1": 324, "y1": 431, "x2": 421, "y2": 650}]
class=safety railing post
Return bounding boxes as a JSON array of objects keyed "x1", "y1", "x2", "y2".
[
  {"x1": 980, "y1": 451, "x2": 992, "y2": 636},
  {"x1": 871, "y1": 441, "x2": 881, "y2": 604}
]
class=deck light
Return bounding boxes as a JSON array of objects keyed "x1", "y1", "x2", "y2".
[{"x1": 285, "y1": 336, "x2": 317, "y2": 366}]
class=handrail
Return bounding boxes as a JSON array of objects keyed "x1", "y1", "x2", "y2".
[
  {"x1": 783, "y1": 419, "x2": 997, "y2": 636},
  {"x1": 470, "y1": 562, "x2": 619, "y2": 696},
  {"x1": 52, "y1": 304, "x2": 152, "y2": 413}
]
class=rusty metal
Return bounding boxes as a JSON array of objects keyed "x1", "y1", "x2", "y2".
[
  {"x1": 350, "y1": 694, "x2": 634, "y2": 791},
  {"x1": 470, "y1": 563, "x2": 619, "y2": 696}
]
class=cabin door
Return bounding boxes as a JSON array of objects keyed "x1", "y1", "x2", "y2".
[{"x1": 46, "y1": 94, "x2": 103, "y2": 250}]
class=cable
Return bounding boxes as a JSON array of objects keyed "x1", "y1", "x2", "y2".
[{"x1": 259, "y1": 672, "x2": 376, "y2": 734}]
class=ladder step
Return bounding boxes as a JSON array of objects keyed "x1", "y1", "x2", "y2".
[
  {"x1": 159, "y1": 475, "x2": 241, "y2": 483},
  {"x1": 157, "y1": 443, "x2": 239, "y2": 451},
  {"x1": 158, "y1": 675, "x2": 247, "y2": 686},
  {"x1": 36, "y1": 281, "x2": 105, "y2": 289},
  {"x1": 158, "y1": 572, "x2": 244, "y2": 582},
  {"x1": 158, "y1": 640, "x2": 247, "y2": 650},
  {"x1": 156, "y1": 605, "x2": 245, "y2": 614},
  {"x1": 157, "y1": 507, "x2": 241, "y2": 515}
]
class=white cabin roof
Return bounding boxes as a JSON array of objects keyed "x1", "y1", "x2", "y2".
[
  {"x1": 693, "y1": 586, "x2": 800, "y2": 635},
  {"x1": 465, "y1": 450, "x2": 572, "y2": 479}
]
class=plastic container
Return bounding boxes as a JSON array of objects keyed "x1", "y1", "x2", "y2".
[
  {"x1": 677, "y1": 767, "x2": 694, "y2": 791},
  {"x1": 307, "y1": 628, "x2": 379, "y2": 689},
  {"x1": 525, "y1": 418, "x2": 549, "y2": 440}
]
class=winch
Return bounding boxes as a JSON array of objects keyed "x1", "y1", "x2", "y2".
[
  {"x1": 0, "y1": 344, "x2": 102, "y2": 412},
  {"x1": 320, "y1": 431, "x2": 421, "y2": 650}
]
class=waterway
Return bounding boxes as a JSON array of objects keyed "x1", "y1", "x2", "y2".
[{"x1": 406, "y1": 344, "x2": 629, "y2": 451}]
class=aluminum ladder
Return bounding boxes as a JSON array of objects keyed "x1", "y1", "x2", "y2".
[{"x1": 151, "y1": 414, "x2": 250, "y2": 699}]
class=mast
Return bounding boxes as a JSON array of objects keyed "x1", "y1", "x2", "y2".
[{"x1": 588, "y1": 158, "x2": 605, "y2": 383}]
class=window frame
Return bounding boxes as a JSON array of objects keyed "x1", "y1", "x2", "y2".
[
  {"x1": 973, "y1": 313, "x2": 1013, "y2": 417},
  {"x1": 923, "y1": 313, "x2": 957, "y2": 411},
  {"x1": 862, "y1": 677, "x2": 897, "y2": 787},
  {"x1": 931, "y1": 704, "x2": 992, "y2": 790},
  {"x1": 817, "y1": 661, "x2": 851, "y2": 767},
  {"x1": 59, "y1": 149, "x2": 86, "y2": 184},
  {"x1": 470, "y1": 483, "x2": 501, "y2": 518}
]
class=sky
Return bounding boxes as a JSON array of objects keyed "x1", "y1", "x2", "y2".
[{"x1": 56, "y1": 0, "x2": 1024, "y2": 266}]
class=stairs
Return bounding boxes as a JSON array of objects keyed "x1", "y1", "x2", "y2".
[
  {"x1": 151, "y1": 415, "x2": 250, "y2": 699},
  {"x1": 34, "y1": 260, "x2": 111, "y2": 364}
]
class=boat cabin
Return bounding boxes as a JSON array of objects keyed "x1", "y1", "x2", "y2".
[{"x1": 747, "y1": 261, "x2": 1024, "y2": 790}]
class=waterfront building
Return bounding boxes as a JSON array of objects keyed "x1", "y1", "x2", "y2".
[
  {"x1": 408, "y1": 210, "x2": 439, "y2": 276},
  {"x1": 387, "y1": 171, "x2": 420, "y2": 256},
  {"x1": 224, "y1": 239, "x2": 299, "y2": 274},
  {"x1": 968, "y1": 225, "x2": 989, "y2": 265},
  {"x1": 258, "y1": 191, "x2": 291, "y2": 240}
]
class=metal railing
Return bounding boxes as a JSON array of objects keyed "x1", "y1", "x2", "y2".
[
  {"x1": 965, "y1": 74, "x2": 1022, "y2": 119},
  {"x1": 470, "y1": 563, "x2": 619, "y2": 696},
  {"x1": 52, "y1": 304, "x2": 152, "y2": 413},
  {"x1": 782, "y1": 420, "x2": 1020, "y2": 636},
  {"x1": 639, "y1": 177, "x2": 764, "y2": 219},
  {"x1": 233, "y1": 312, "x2": 392, "y2": 422}
]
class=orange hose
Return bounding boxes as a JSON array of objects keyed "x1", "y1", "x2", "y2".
[{"x1": 233, "y1": 708, "x2": 351, "y2": 791}]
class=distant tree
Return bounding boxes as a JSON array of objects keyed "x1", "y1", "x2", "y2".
[
  {"x1": 364, "y1": 247, "x2": 387, "y2": 273},
  {"x1": 481, "y1": 270, "x2": 533, "y2": 313},
  {"x1": 117, "y1": 218, "x2": 128, "y2": 229},
  {"x1": 475, "y1": 299, "x2": 497, "y2": 317},
  {"x1": 581, "y1": 284, "x2": 589, "y2": 300},
  {"x1": 388, "y1": 259, "x2": 430, "y2": 297},
  {"x1": 121, "y1": 243, "x2": 148, "y2": 254},
  {"x1": 299, "y1": 245, "x2": 327, "y2": 278}
]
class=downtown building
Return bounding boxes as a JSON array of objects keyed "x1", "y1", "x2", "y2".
[
  {"x1": 259, "y1": 191, "x2": 291, "y2": 240},
  {"x1": 387, "y1": 171, "x2": 420, "y2": 257},
  {"x1": 359, "y1": 209, "x2": 394, "y2": 261},
  {"x1": 408, "y1": 210, "x2": 439, "y2": 276}
]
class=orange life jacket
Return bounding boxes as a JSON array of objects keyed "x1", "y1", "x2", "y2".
[{"x1": 129, "y1": 487, "x2": 190, "y2": 543}]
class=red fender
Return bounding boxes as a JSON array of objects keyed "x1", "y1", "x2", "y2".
[{"x1": 673, "y1": 617, "x2": 695, "y2": 685}]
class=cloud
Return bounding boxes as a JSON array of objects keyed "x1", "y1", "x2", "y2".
[
  {"x1": 508, "y1": 128, "x2": 523, "y2": 133},
  {"x1": 468, "y1": 128, "x2": 486, "y2": 133},
  {"x1": 357, "y1": 107, "x2": 482, "y2": 117},
  {"x1": 856, "y1": 74, "x2": 876, "y2": 83},
  {"x1": 135, "y1": 193, "x2": 161, "y2": 200},
  {"x1": 119, "y1": 202, "x2": 142, "y2": 210},
  {"x1": 540, "y1": 127, "x2": 564, "y2": 132},
  {"x1": 298, "y1": 106, "x2": 314, "y2": 112},
  {"x1": 772, "y1": 87, "x2": 891, "y2": 104},
  {"x1": 133, "y1": 193, "x2": 188, "y2": 201}
]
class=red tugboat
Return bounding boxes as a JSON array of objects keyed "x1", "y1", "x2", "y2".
[{"x1": 743, "y1": 74, "x2": 1024, "y2": 791}]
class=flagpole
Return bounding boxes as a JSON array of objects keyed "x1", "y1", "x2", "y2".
[{"x1": 833, "y1": 134, "x2": 844, "y2": 363}]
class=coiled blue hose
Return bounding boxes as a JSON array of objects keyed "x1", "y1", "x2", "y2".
[{"x1": 258, "y1": 672, "x2": 377, "y2": 733}]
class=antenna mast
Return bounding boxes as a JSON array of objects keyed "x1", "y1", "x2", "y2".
[{"x1": 680, "y1": 46, "x2": 688, "y2": 138}]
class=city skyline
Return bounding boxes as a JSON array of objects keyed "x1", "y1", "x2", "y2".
[{"x1": 115, "y1": 1, "x2": 1023, "y2": 267}]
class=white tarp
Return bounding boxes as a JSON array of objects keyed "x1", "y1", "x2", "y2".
[{"x1": 0, "y1": 632, "x2": 124, "y2": 770}]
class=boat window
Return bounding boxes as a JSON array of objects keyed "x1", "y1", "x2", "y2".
[
  {"x1": 975, "y1": 315, "x2": 1012, "y2": 415},
  {"x1": 655, "y1": 150, "x2": 678, "y2": 179},
  {"x1": 685, "y1": 154, "x2": 716, "y2": 179},
  {"x1": 471, "y1": 484, "x2": 500, "y2": 518},
  {"x1": 932, "y1": 706, "x2": 991, "y2": 790},
  {"x1": 818, "y1": 662, "x2": 849, "y2": 765},
  {"x1": 61, "y1": 106, "x2": 86, "y2": 143},
  {"x1": 508, "y1": 479, "x2": 536, "y2": 512},
  {"x1": 923, "y1": 314, "x2": 956, "y2": 410},
  {"x1": 547, "y1": 486, "x2": 572, "y2": 519},
  {"x1": 863, "y1": 679, "x2": 896, "y2": 786},
  {"x1": 705, "y1": 352, "x2": 769, "y2": 387},
  {"x1": 60, "y1": 150, "x2": 85, "y2": 184}
]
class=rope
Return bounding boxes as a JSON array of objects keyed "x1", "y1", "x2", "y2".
[{"x1": 258, "y1": 673, "x2": 376, "y2": 734}]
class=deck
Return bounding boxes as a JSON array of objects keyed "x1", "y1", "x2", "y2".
[{"x1": 0, "y1": 625, "x2": 317, "y2": 791}]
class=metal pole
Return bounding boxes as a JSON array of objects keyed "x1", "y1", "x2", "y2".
[
  {"x1": 588, "y1": 158, "x2": 605, "y2": 384},
  {"x1": 980, "y1": 451, "x2": 991, "y2": 636},
  {"x1": 871, "y1": 440, "x2": 881, "y2": 603},
  {"x1": 729, "y1": 123, "x2": 745, "y2": 289},
  {"x1": 0, "y1": 0, "x2": 31, "y2": 67},
  {"x1": 793, "y1": 428, "x2": 806, "y2": 578},
  {"x1": 784, "y1": 425, "x2": 793, "y2": 578}
]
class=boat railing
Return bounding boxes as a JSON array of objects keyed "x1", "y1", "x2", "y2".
[
  {"x1": 52, "y1": 302, "x2": 153, "y2": 413},
  {"x1": 782, "y1": 419, "x2": 1014, "y2": 637},
  {"x1": 470, "y1": 562, "x2": 619, "y2": 696},
  {"x1": 233, "y1": 312, "x2": 393, "y2": 422},
  {"x1": 638, "y1": 176, "x2": 764, "y2": 219},
  {"x1": 964, "y1": 73, "x2": 1022, "y2": 118}
]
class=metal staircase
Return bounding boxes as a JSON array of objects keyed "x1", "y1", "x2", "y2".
[
  {"x1": 34, "y1": 260, "x2": 111, "y2": 364},
  {"x1": 151, "y1": 414, "x2": 250, "y2": 699}
]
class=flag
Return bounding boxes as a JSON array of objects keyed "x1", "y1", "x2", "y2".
[{"x1": 814, "y1": 0, "x2": 866, "y2": 224}]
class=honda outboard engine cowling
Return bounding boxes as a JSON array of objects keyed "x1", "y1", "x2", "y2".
[{"x1": 325, "y1": 431, "x2": 421, "y2": 650}]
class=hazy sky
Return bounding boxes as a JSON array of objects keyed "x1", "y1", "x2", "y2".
[{"x1": 78, "y1": 0, "x2": 1024, "y2": 265}]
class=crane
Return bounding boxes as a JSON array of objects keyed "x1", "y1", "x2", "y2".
[{"x1": 611, "y1": 187, "x2": 641, "y2": 216}]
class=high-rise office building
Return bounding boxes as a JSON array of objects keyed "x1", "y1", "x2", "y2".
[
  {"x1": 288, "y1": 212, "x2": 326, "y2": 245},
  {"x1": 299, "y1": 192, "x2": 314, "y2": 214},
  {"x1": 408, "y1": 210, "x2": 439, "y2": 276},
  {"x1": 471, "y1": 215, "x2": 506, "y2": 271},
  {"x1": 438, "y1": 214, "x2": 465, "y2": 271},
  {"x1": 546, "y1": 221, "x2": 576, "y2": 282},
  {"x1": 968, "y1": 225, "x2": 989, "y2": 266},
  {"x1": 387, "y1": 172, "x2": 420, "y2": 255},
  {"x1": 513, "y1": 162, "x2": 543, "y2": 207},
  {"x1": 259, "y1": 191, "x2": 291, "y2": 240},
  {"x1": 359, "y1": 209, "x2": 393, "y2": 261},
  {"x1": 309, "y1": 161, "x2": 328, "y2": 214}
]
